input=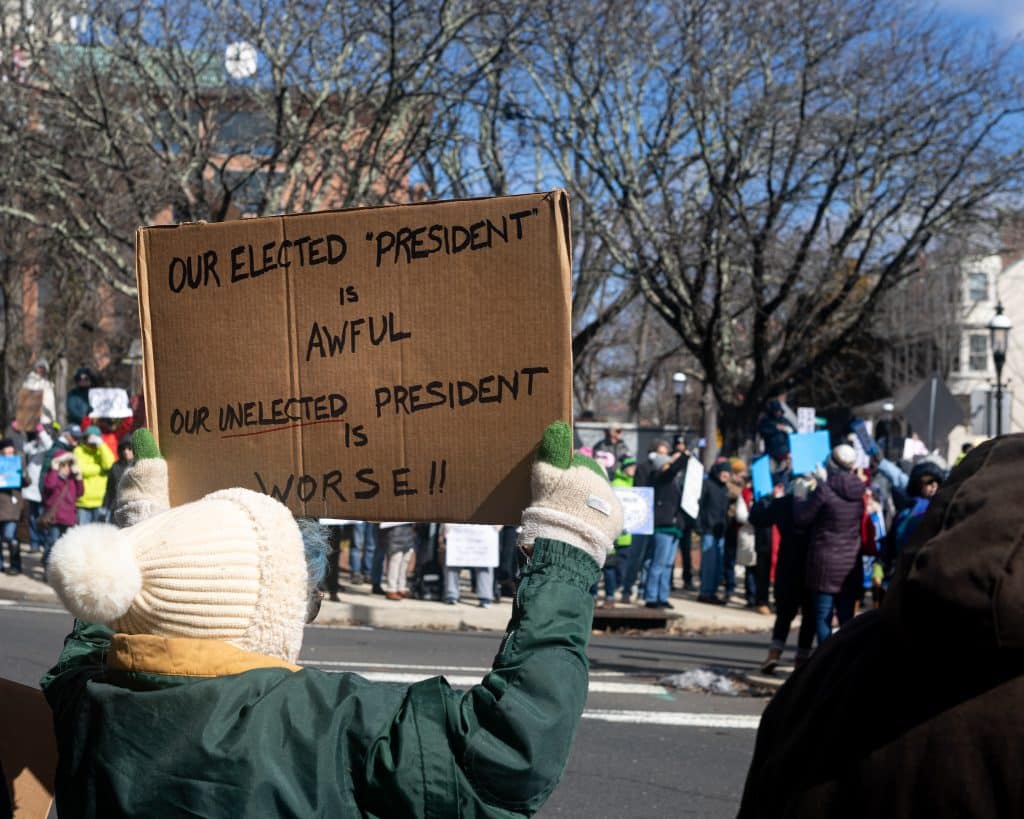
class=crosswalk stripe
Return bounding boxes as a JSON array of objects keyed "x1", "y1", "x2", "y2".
[
  {"x1": 0, "y1": 603, "x2": 67, "y2": 615},
  {"x1": 582, "y1": 709, "x2": 761, "y2": 729},
  {"x1": 300, "y1": 659, "x2": 629, "y2": 678},
  {"x1": 300, "y1": 666, "x2": 670, "y2": 696}
]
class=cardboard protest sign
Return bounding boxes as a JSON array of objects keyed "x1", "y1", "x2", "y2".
[
  {"x1": 789, "y1": 431, "x2": 831, "y2": 475},
  {"x1": 443, "y1": 523, "x2": 500, "y2": 567},
  {"x1": 751, "y1": 454, "x2": 773, "y2": 500},
  {"x1": 0, "y1": 456, "x2": 22, "y2": 490},
  {"x1": 680, "y1": 456, "x2": 704, "y2": 519},
  {"x1": 137, "y1": 192, "x2": 573, "y2": 524},
  {"x1": 0, "y1": 677, "x2": 56, "y2": 819},
  {"x1": 14, "y1": 388, "x2": 42, "y2": 431},
  {"x1": 88, "y1": 387, "x2": 134, "y2": 419},
  {"x1": 614, "y1": 486, "x2": 654, "y2": 535}
]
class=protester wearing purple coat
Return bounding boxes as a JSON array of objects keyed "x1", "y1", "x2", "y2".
[
  {"x1": 41, "y1": 452, "x2": 84, "y2": 574},
  {"x1": 794, "y1": 445, "x2": 865, "y2": 647}
]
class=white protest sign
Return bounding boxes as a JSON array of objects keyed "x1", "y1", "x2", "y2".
[
  {"x1": 796, "y1": 407, "x2": 816, "y2": 434},
  {"x1": 681, "y1": 456, "x2": 704, "y2": 519},
  {"x1": 902, "y1": 435, "x2": 928, "y2": 462},
  {"x1": 88, "y1": 388, "x2": 134, "y2": 419},
  {"x1": 443, "y1": 523, "x2": 500, "y2": 567},
  {"x1": 614, "y1": 486, "x2": 654, "y2": 535}
]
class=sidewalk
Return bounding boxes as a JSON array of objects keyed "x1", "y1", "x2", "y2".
[{"x1": 0, "y1": 551, "x2": 774, "y2": 635}]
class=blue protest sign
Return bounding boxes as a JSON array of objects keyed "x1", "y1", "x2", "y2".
[
  {"x1": 850, "y1": 418, "x2": 879, "y2": 457},
  {"x1": 0, "y1": 455, "x2": 22, "y2": 490},
  {"x1": 613, "y1": 486, "x2": 654, "y2": 535},
  {"x1": 789, "y1": 430, "x2": 831, "y2": 476},
  {"x1": 751, "y1": 455, "x2": 773, "y2": 500}
]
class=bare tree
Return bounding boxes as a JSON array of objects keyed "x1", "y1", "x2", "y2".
[
  {"x1": 412, "y1": 13, "x2": 638, "y2": 380},
  {"x1": 506, "y1": 0, "x2": 1024, "y2": 446},
  {"x1": 573, "y1": 297, "x2": 687, "y2": 423},
  {"x1": 0, "y1": 0, "x2": 499, "y2": 297}
]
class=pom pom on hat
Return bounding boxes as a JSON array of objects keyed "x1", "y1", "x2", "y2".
[{"x1": 49, "y1": 524, "x2": 142, "y2": 624}]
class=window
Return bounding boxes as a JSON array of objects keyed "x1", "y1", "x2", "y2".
[
  {"x1": 215, "y1": 111, "x2": 276, "y2": 157},
  {"x1": 968, "y1": 333, "x2": 988, "y2": 372},
  {"x1": 968, "y1": 271, "x2": 988, "y2": 302}
]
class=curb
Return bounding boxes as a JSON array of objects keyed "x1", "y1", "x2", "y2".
[{"x1": 0, "y1": 555, "x2": 778, "y2": 636}]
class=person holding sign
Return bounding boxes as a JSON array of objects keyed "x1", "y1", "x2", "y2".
[
  {"x1": 645, "y1": 439, "x2": 689, "y2": 609},
  {"x1": 21, "y1": 359, "x2": 57, "y2": 427},
  {"x1": 441, "y1": 523, "x2": 500, "y2": 608},
  {"x1": 0, "y1": 438, "x2": 25, "y2": 575},
  {"x1": 41, "y1": 421, "x2": 622, "y2": 818}
]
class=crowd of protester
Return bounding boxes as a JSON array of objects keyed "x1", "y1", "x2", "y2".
[
  {"x1": 1, "y1": 362, "x2": 137, "y2": 578},
  {"x1": 583, "y1": 398, "x2": 956, "y2": 673},
  {"x1": 0, "y1": 361, "x2": 957, "y2": 653}
]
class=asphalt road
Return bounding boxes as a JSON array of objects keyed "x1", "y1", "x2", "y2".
[{"x1": 2, "y1": 601, "x2": 771, "y2": 818}]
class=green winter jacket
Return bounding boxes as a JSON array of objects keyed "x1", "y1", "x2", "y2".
[{"x1": 41, "y1": 538, "x2": 598, "y2": 819}]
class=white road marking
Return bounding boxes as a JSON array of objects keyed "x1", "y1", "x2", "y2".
[
  {"x1": 306, "y1": 624, "x2": 374, "y2": 631},
  {"x1": 583, "y1": 709, "x2": 761, "y2": 730},
  {"x1": 301, "y1": 659, "x2": 628, "y2": 678},
  {"x1": 0, "y1": 603, "x2": 68, "y2": 615},
  {"x1": 300, "y1": 666, "x2": 670, "y2": 696}
]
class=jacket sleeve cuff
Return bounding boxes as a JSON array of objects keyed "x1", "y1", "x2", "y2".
[{"x1": 528, "y1": 538, "x2": 601, "y2": 590}]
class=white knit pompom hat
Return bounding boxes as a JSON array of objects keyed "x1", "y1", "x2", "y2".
[{"x1": 48, "y1": 488, "x2": 308, "y2": 663}]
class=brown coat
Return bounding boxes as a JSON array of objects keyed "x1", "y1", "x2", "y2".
[
  {"x1": 0, "y1": 487, "x2": 23, "y2": 523},
  {"x1": 740, "y1": 435, "x2": 1024, "y2": 818}
]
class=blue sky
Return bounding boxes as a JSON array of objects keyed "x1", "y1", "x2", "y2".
[{"x1": 936, "y1": 0, "x2": 1024, "y2": 38}]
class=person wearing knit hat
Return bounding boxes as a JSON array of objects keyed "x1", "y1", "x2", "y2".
[
  {"x1": 793, "y1": 440, "x2": 867, "y2": 650},
  {"x1": 829, "y1": 444, "x2": 857, "y2": 472},
  {"x1": 41, "y1": 421, "x2": 622, "y2": 818}
]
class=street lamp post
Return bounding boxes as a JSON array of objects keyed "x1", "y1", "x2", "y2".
[
  {"x1": 882, "y1": 401, "x2": 895, "y2": 461},
  {"x1": 672, "y1": 372, "x2": 687, "y2": 430},
  {"x1": 989, "y1": 302, "x2": 1012, "y2": 437}
]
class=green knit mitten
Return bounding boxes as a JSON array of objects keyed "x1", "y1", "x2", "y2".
[
  {"x1": 518, "y1": 421, "x2": 624, "y2": 568},
  {"x1": 113, "y1": 428, "x2": 170, "y2": 528}
]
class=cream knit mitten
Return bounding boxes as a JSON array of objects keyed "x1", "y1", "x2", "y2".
[
  {"x1": 113, "y1": 429, "x2": 170, "y2": 528},
  {"x1": 518, "y1": 421, "x2": 624, "y2": 568}
]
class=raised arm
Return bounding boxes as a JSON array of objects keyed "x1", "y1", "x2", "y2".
[{"x1": 361, "y1": 422, "x2": 621, "y2": 818}]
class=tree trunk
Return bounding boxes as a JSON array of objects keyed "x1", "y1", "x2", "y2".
[
  {"x1": 702, "y1": 386, "x2": 718, "y2": 469},
  {"x1": 718, "y1": 400, "x2": 760, "y2": 459}
]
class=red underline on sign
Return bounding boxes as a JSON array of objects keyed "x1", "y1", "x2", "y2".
[{"x1": 220, "y1": 419, "x2": 347, "y2": 440}]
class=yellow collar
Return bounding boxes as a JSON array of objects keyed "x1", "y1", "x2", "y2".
[{"x1": 106, "y1": 633, "x2": 301, "y2": 677}]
